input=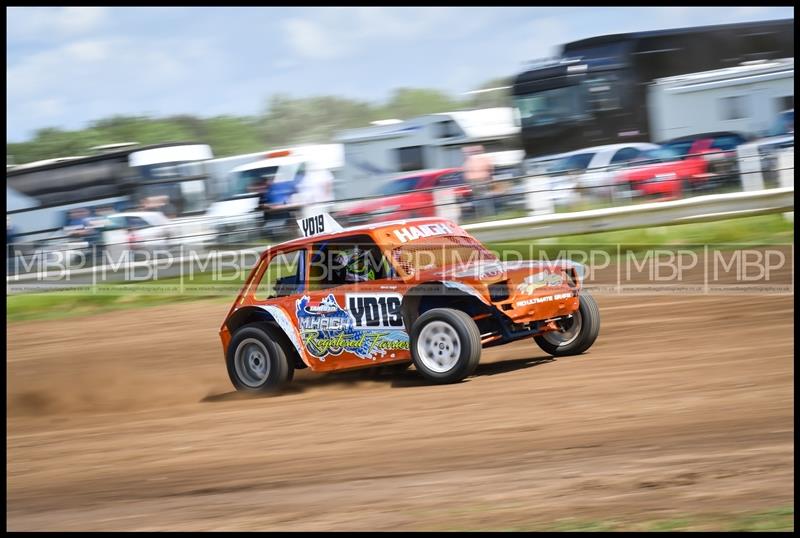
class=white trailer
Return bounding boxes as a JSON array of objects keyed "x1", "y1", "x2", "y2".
[
  {"x1": 648, "y1": 58, "x2": 794, "y2": 143},
  {"x1": 334, "y1": 107, "x2": 521, "y2": 200},
  {"x1": 203, "y1": 151, "x2": 270, "y2": 200}
]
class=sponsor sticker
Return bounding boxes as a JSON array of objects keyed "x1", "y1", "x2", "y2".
[
  {"x1": 393, "y1": 222, "x2": 456, "y2": 243},
  {"x1": 516, "y1": 292, "x2": 573, "y2": 308},
  {"x1": 516, "y1": 271, "x2": 564, "y2": 295},
  {"x1": 295, "y1": 293, "x2": 408, "y2": 361}
]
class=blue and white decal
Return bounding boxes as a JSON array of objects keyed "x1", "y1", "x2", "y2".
[{"x1": 295, "y1": 293, "x2": 408, "y2": 361}]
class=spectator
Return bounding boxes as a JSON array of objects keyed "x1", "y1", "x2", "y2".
[
  {"x1": 63, "y1": 208, "x2": 92, "y2": 239},
  {"x1": 89, "y1": 206, "x2": 116, "y2": 265},
  {"x1": 64, "y1": 207, "x2": 102, "y2": 265},
  {"x1": 463, "y1": 145, "x2": 495, "y2": 219},
  {"x1": 126, "y1": 226, "x2": 142, "y2": 262},
  {"x1": 92, "y1": 205, "x2": 115, "y2": 227},
  {"x1": 257, "y1": 174, "x2": 275, "y2": 217},
  {"x1": 7, "y1": 216, "x2": 19, "y2": 274},
  {"x1": 160, "y1": 195, "x2": 178, "y2": 219},
  {"x1": 290, "y1": 162, "x2": 334, "y2": 208}
]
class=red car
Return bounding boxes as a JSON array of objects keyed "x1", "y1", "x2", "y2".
[
  {"x1": 337, "y1": 168, "x2": 471, "y2": 225},
  {"x1": 615, "y1": 132, "x2": 747, "y2": 200}
]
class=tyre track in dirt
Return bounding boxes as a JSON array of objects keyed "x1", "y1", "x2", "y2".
[{"x1": 6, "y1": 275, "x2": 794, "y2": 530}]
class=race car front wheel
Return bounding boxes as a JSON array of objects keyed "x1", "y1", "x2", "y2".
[
  {"x1": 411, "y1": 308, "x2": 481, "y2": 384},
  {"x1": 227, "y1": 324, "x2": 294, "y2": 392},
  {"x1": 534, "y1": 291, "x2": 600, "y2": 357}
]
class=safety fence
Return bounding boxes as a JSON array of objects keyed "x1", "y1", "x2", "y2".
[{"x1": 7, "y1": 184, "x2": 794, "y2": 291}]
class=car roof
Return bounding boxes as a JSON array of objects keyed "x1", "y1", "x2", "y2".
[
  {"x1": 663, "y1": 131, "x2": 748, "y2": 143},
  {"x1": 268, "y1": 217, "x2": 469, "y2": 252},
  {"x1": 744, "y1": 134, "x2": 795, "y2": 147},
  {"x1": 388, "y1": 167, "x2": 461, "y2": 181},
  {"x1": 569, "y1": 142, "x2": 659, "y2": 155},
  {"x1": 529, "y1": 142, "x2": 659, "y2": 162},
  {"x1": 232, "y1": 156, "x2": 299, "y2": 173},
  {"x1": 109, "y1": 211, "x2": 165, "y2": 219}
]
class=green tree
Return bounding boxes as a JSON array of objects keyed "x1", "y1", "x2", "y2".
[
  {"x1": 381, "y1": 88, "x2": 463, "y2": 119},
  {"x1": 463, "y1": 77, "x2": 513, "y2": 109},
  {"x1": 7, "y1": 79, "x2": 518, "y2": 165}
]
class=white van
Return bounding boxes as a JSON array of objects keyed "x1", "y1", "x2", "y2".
[{"x1": 205, "y1": 144, "x2": 343, "y2": 243}]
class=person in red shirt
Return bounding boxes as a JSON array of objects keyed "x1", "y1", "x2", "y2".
[{"x1": 463, "y1": 145, "x2": 495, "y2": 219}]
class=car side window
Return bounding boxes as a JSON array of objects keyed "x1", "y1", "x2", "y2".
[
  {"x1": 308, "y1": 235, "x2": 395, "y2": 291},
  {"x1": 610, "y1": 147, "x2": 641, "y2": 165},
  {"x1": 254, "y1": 249, "x2": 305, "y2": 300},
  {"x1": 438, "y1": 172, "x2": 464, "y2": 187},
  {"x1": 711, "y1": 135, "x2": 743, "y2": 151},
  {"x1": 107, "y1": 216, "x2": 127, "y2": 230},
  {"x1": 127, "y1": 216, "x2": 150, "y2": 229}
]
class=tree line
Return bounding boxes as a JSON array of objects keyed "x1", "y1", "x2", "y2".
[{"x1": 7, "y1": 80, "x2": 511, "y2": 165}]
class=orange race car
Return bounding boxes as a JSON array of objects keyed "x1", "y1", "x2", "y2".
[{"x1": 220, "y1": 214, "x2": 600, "y2": 391}]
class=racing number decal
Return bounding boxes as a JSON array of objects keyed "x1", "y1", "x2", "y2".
[
  {"x1": 296, "y1": 292, "x2": 408, "y2": 361},
  {"x1": 300, "y1": 215, "x2": 325, "y2": 237},
  {"x1": 348, "y1": 294, "x2": 404, "y2": 328},
  {"x1": 298, "y1": 212, "x2": 344, "y2": 237}
]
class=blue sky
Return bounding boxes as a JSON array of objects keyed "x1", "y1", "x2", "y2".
[{"x1": 6, "y1": 6, "x2": 795, "y2": 142}]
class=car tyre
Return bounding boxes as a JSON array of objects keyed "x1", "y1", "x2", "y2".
[
  {"x1": 226, "y1": 324, "x2": 294, "y2": 392},
  {"x1": 534, "y1": 291, "x2": 600, "y2": 357},
  {"x1": 411, "y1": 308, "x2": 481, "y2": 384}
]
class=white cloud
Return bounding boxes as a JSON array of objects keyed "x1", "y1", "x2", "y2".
[
  {"x1": 7, "y1": 7, "x2": 108, "y2": 41},
  {"x1": 515, "y1": 17, "x2": 569, "y2": 63},
  {"x1": 281, "y1": 7, "x2": 472, "y2": 60},
  {"x1": 283, "y1": 17, "x2": 347, "y2": 60},
  {"x1": 6, "y1": 6, "x2": 795, "y2": 141},
  {"x1": 7, "y1": 34, "x2": 227, "y2": 139}
]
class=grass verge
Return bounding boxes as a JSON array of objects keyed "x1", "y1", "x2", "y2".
[
  {"x1": 435, "y1": 505, "x2": 794, "y2": 532},
  {"x1": 7, "y1": 214, "x2": 794, "y2": 323}
]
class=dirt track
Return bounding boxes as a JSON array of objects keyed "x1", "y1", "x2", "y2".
[{"x1": 7, "y1": 286, "x2": 794, "y2": 530}]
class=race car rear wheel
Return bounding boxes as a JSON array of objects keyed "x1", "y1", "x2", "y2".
[
  {"x1": 411, "y1": 308, "x2": 481, "y2": 384},
  {"x1": 227, "y1": 324, "x2": 294, "y2": 392},
  {"x1": 534, "y1": 291, "x2": 600, "y2": 357}
]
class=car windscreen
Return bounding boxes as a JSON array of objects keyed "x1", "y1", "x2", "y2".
[
  {"x1": 232, "y1": 166, "x2": 279, "y2": 196},
  {"x1": 381, "y1": 177, "x2": 421, "y2": 196},
  {"x1": 514, "y1": 85, "x2": 586, "y2": 127},
  {"x1": 547, "y1": 153, "x2": 593, "y2": 174},
  {"x1": 662, "y1": 140, "x2": 695, "y2": 158},
  {"x1": 710, "y1": 135, "x2": 744, "y2": 151},
  {"x1": 107, "y1": 216, "x2": 128, "y2": 230},
  {"x1": 637, "y1": 148, "x2": 682, "y2": 164},
  {"x1": 391, "y1": 235, "x2": 499, "y2": 277}
]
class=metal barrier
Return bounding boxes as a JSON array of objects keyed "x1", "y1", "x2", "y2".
[
  {"x1": 462, "y1": 186, "x2": 795, "y2": 242},
  {"x1": 7, "y1": 186, "x2": 794, "y2": 288}
]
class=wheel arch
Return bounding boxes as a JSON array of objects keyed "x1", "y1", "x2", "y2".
[
  {"x1": 400, "y1": 280, "x2": 495, "y2": 330},
  {"x1": 226, "y1": 305, "x2": 309, "y2": 369}
]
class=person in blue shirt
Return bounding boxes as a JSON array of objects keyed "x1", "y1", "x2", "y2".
[
  {"x1": 63, "y1": 208, "x2": 102, "y2": 265},
  {"x1": 7, "y1": 216, "x2": 19, "y2": 274}
]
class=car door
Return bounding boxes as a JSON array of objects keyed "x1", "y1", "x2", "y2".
[
  {"x1": 597, "y1": 146, "x2": 645, "y2": 194},
  {"x1": 395, "y1": 174, "x2": 433, "y2": 219},
  {"x1": 579, "y1": 151, "x2": 607, "y2": 193},
  {"x1": 300, "y1": 236, "x2": 411, "y2": 371}
]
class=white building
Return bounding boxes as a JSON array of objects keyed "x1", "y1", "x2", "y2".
[
  {"x1": 334, "y1": 107, "x2": 522, "y2": 200},
  {"x1": 648, "y1": 58, "x2": 794, "y2": 142}
]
